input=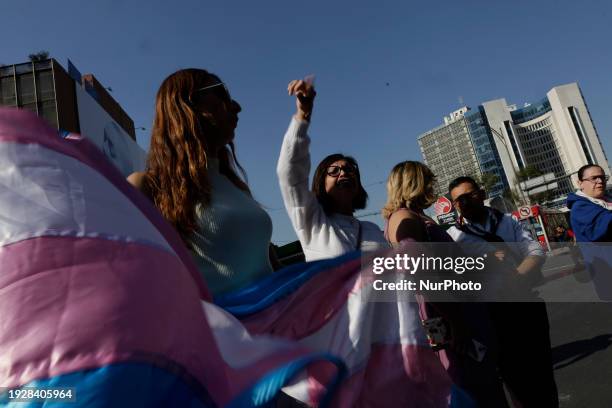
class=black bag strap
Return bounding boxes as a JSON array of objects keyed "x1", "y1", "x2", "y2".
[
  {"x1": 355, "y1": 221, "x2": 363, "y2": 250},
  {"x1": 456, "y1": 208, "x2": 506, "y2": 243},
  {"x1": 455, "y1": 209, "x2": 522, "y2": 265}
]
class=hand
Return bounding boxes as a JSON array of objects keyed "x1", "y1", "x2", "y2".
[
  {"x1": 493, "y1": 249, "x2": 506, "y2": 262},
  {"x1": 287, "y1": 79, "x2": 316, "y2": 121}
]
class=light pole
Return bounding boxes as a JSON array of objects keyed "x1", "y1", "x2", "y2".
[{"x1": 488, "y1": 126, "x2": 529, "y2": 205}]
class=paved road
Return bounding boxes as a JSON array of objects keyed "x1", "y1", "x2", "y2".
[{"x1": 540, "y1": 252, "x2": 612, "y2": 407}]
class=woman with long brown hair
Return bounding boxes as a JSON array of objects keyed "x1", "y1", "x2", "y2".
[
  {"x1": 128, "y1": 68, "x2": 275, "y2": 295},
  {"x1": 129, "y1": 70, "x2": 456, "y2": 407}
]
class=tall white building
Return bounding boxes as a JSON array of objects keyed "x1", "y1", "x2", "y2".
[{"x1": 419, "y1": 82, "x2": 609, "y2": 207}]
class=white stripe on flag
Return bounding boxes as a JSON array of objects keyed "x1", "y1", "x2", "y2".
[
  {"x1": 202, "y1": 301, "x2": 297, "y2": 369},
  {"x1": 282, "y1": 283, "x2": 426, "y2": 374},
  {"x1": 0, "y1": 141, "x2": 172, "y2": 253}
]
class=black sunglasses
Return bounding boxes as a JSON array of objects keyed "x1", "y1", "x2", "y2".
[
  {"x1": 452, "y1": 190, "x2": 481, "y2": 206},
  {"x1": 327, "y1": 164, "x2": 357, "y2": 177}
]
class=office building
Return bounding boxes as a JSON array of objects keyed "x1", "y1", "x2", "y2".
[
  {"x1": 419, "y1": 83, "x2": 609, "y2": 207},
  {"x1": 481, "y1": 83, "x2": 609, "y2": 203},
  {"x1": 418, "y1": 107, "x2": 508, "y2": 199},
  {"x1": 0, "y1": 58, "x2": 144, "y2": 176}
]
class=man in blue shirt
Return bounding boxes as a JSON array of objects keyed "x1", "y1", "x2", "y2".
[{"x1": 448, "y1": 176, "x2": 558, "y2": 408}]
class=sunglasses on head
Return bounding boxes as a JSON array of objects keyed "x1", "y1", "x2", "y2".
[
  {"x1": 327, "y1": 164, "x2": 357, "y2": 177},
  {"x1": 194, "y1": 82, "x2": 232, "y2": 102}
]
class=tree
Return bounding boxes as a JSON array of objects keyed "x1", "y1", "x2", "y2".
[
  {"x1": 476, "y1": 172, "x2": 500, "y2": 196},
  {"x1": 28, "y1": 51, "x2": 50, "y2": 62},
  {"x1": 530, "y1": 190, "x2": 555, "y2": 203},
  {"x1": 503, "y1": 187, "x2": 527, "y2": 206},
  {"x1": 516, "y1": 165, "x2": 543, "y2": 182}
]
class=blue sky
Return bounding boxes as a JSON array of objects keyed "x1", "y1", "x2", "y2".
[{"x1": 3, "y1": 0, "x2": 612, "y2": 244}]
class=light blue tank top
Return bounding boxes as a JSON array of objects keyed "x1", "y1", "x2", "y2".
[{"x1": 188, "y1": 159, "x2": 273, "y2": 296}]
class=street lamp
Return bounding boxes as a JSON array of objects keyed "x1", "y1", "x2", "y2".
[{"x1": 488, "y1": 126, "x2": 529, "y2": 205}]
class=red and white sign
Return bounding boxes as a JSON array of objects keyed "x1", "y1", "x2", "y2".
[
  {"x1": 434, "y1": 196, "x2": 453, "y2": 216},
  {"x1": 513, "y1": 205, "x2": 540, "y2": 220},
  {"x1": 518, "y1": 206, "x2": 532, "y2": 219}
]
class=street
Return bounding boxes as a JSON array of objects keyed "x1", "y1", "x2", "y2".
[{"x1": 540, "y1": 252, "x2": 612, "y2": 407}]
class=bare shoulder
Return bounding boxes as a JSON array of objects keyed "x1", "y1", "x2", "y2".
[
  {"x1": 387, "y1": 208, "x2": 426, "y2": 243},
  {"x1": 127, "y1": 171, "x2": 147, "y2": 191},
  {"x1": 389, "y1": 208, "x2": 420, "y2": 224}
]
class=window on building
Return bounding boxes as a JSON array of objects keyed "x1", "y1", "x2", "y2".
[
  {"x1": 568, "y1": 106, "x2": 593, "y2": 164},
  {"x1": 15, "y1": 63, "x2": 33, "y2": 75},
  {"x1": 0, "y1": 65, "x2": 14, "y2": 77},
  {"x1": 35, "y1": 70, "x2": 54, "y2": 101},
  {"x1": 22, "y1": 102, "x2": 37, "y2": 113},
  {"x1": 38, "y1": 100, "x2": 57, "y2": 128},
  {"x1": 0, "y1": 76, "x2": 17, "y2": 106},
  {"x1": 34, "y1": 60, "x2": 52, "y2": 70},
  {"x1": 17, "y1": 73, "x2": 35, "y2": 105}
]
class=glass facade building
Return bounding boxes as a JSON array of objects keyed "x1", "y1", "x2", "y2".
[
  {"x1": 510, "y1": 97, "x2": 552, "y2": 124},
  {"x1": 464, "y1": 108, "x2": 508, "y2": 197},
  {"x1": 418, "y1": 107, "x2": 509, "y2": 199},
  {"x1": 418, "y1": 82, "x2": 609, "y2": 209}
]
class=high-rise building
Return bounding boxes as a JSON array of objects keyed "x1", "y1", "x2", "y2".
[
  {"x1": 418, "y1": 106, "x2": 508, "y2": 199},
  {"x1": 419, "y1": 82, "x2": 609, "y2": 207},
  {"x1": 0, "y1": 58, "x2": 145, "y2": 176},
  {"x1": 481, "y1": 83, "x2": 609, "y2": 203}
]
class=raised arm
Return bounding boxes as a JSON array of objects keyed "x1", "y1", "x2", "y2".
[{"x1": 276, "y1": 79, "x2": 326, "y2": 243}]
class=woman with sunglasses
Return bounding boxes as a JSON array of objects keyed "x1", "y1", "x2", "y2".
[
  {"x1": 127, "y1": 68, "x2": 277, "y2": 296},
  {"x1": 127, "y1": 70, "x2": 453, "y2": 406},
  {"x1": 382, "y1": 161, "x2": 509, "y2": 407},
  {"x1": 567, "y1": 164, "x2": 612, "y2": 300},
  {"x1": 277, "y1": 79, "x2": 389, "y2": 261}
]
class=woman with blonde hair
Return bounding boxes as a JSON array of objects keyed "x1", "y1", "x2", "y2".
[
  {"x1": 382, "y1": 161, "x2": 509, "y2": 407},
  {"x1": 382, "y1": 161, "x2": 444, "y2": 243}
]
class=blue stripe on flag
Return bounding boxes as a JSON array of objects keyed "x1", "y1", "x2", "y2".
[
  {"x1": 214, "y1": 251, "x2": 361, "y2": 317},
  {"x1": 226, "y1": 353, "x2": 347, "y2": 408}
]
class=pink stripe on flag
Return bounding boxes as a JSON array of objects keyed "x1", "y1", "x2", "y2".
[
  {"x1": 0, "y1": 236, "x2": 330, "y2": 406},
  {"x1": 240, "y1": 257, "x2": 363, "y2": 338},
  {"x1": 0, "y1": 108, "x2": 210, "y2": 300},
  {"x1": 329, "y1": 344, "x2": 452, "y2": 407}
]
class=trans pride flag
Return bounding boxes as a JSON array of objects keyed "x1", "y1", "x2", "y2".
[
  {"x1": 216, "y1": 252, "x2": 456, "y2": 407},
  {"x1": 0, "y1": 108, "x2": 344, "y2": 407},
  {"x1": 0, "y1": 108, "x2": 455, "y2": 407}
]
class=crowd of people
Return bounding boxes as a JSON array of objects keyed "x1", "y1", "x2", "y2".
[{"x1": 120, "y1": 68, "x2": 611, "y2": 407}]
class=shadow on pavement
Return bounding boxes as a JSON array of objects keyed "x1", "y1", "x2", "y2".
[{"x1": 552, "y1": 334, "x2": 612, "y2": 370}]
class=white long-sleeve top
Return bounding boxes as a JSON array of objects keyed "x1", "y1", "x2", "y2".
[{"x1": 277, "y1": 117, "x2": 389, "y2": 261}]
